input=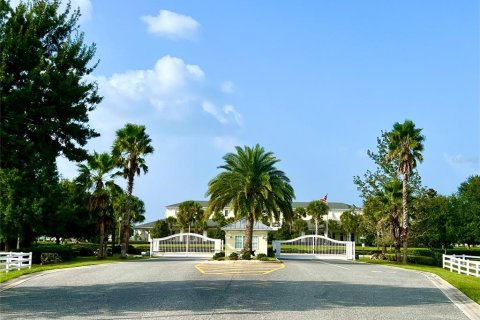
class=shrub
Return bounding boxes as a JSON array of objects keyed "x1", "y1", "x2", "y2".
[
  {"x1": 241, "y1": 251, "x2": 251, "y2": 260},
  {"x1": 267, "y1": 247, "x2": 276, "y2": 257},
  {"x1": 256, "y1": 253, "x2": 267, "y2": 259},
  {"x1": 71, "y1": 243, "x2": 97, "y2": 256},
  {"x1": 40, "y1": 253, "x2": 62, "y2": 264},
  {"x1": 229, "y1": 252, "x2": 238, "y2": 260},
  {"x1": 212, "y1": 251, "x2": 225, "y2": 260},
  {"x1": 259, "y1": 256, "x2": 272, "y2": 261},
  {"x1": 19, "y1": 245, "x2": 74, "y2": 264}
]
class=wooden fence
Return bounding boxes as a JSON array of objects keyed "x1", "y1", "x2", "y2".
[
  {"x1": 0, "y1": 252, "x2": 33, "y2": 273},
  {"x1": 443, "y1": 254, "x2": 480, "y2": 277}
]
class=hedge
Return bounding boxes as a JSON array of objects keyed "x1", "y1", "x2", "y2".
[{"x1": 18, "y1": 245, "x2": 74, "y2": 264}]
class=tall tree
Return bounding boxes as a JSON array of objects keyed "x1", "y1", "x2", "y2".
[
  {"x1": 76, "y1": 152, "x2": 121, "y2": 259},
  {"x1": 292, "y1": 218, "x2": 308, "y2": 238},
  {"x1": 206, "y1": 144, "x2": 295, "y2": 254},
  {"x1": 307, "y1": 200, "x2": 328, "y2": 236},
  {"x1": 0, "y1": 0, "x2": 101, "y2": 247},
  {"x1": 387, "y1": 120, "x2": 425, "y2": 263},
  {"x1": 340, "y1": 207, "x2": 361, "y2": 242},
  {"x1": 452, "y1": 175, "x2": 480, "y2": 247},
  {"x1": 112, "y1": 123, "x2": 154, "y2": 259},
  {"x1": 380, "y1": 179, "x2": 403, "y2": 262},
  {"x1": 177, "y1": 201, "x2": 204, "y2": 233}
]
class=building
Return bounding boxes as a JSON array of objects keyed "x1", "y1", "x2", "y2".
[
  {"x1": 222, "y1": 218, "x2": 272, "y2": 256},
  {"x1": 133, "y1": 200, "x2": 362, "y2": 243}
]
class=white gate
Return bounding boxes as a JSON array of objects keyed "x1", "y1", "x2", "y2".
[
  {"x1": 273, "y1": 235, "x2": 355, "y2": 260},
  {"x1": 150, "y1": 233, "x2": 223, "y2": 258}
]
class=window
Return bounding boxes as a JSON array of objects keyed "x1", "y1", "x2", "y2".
[
  {"x1": 224, "y1": 209, "x2": 229, "y2": 217},
  {"x1": 252, "y1": 236, "x2": 259, "y2": 250},
  {"x1": 332, "y1": 233, "x2": 336, "y2": 240},
  {"x1": 351, "y1": 233, "x2": 355, "y2": 242},
  {"x1": 234, "y1": 236, "x2": 243, "y2": 249},
  {"x1": 340, "y1": 233, "x2": 344, "y2": 241}
]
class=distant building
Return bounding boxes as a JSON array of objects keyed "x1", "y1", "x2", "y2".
[{"x1": 134, "y1": 200, "x2": 362, "y2": 243}]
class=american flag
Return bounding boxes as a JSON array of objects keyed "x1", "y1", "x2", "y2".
[{"x1": 321, "y1": 194, "x2": 328, "y2": 203}]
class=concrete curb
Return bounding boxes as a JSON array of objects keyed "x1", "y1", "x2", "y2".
[
  {"x1": 422, "y1": 271, "x2": 480, "y2": 320},
  {"x1": 0, "y1": 263, "x2": 115, "y2": 292},
  {"x1": 369, "y1": 263, "x2": 480, "y2": 320}
]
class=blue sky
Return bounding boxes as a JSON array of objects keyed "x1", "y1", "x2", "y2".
[{"x1": 51, "y1": 0, "x2": 479, "y2": 223}]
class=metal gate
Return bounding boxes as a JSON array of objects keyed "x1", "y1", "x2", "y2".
[
  {"x1": 150, "y1": 233, "x2": 223, "y2": 258},
  {"x1": 272, "y1": 235, "x2": 355, "y2": 260}
]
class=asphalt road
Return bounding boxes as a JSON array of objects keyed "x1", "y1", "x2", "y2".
[{"x1": 0, "y1": 258, "x2": 470, "y2": 320}]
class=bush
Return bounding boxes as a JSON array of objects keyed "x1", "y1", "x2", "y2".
[
  {"x1": 71, "y1": 243, "x2": 97, "y2": 256},
  {"x1": 241, "y1": 251, "x2": 251, "y2": 260},
  {"x1": 111, "y1": 245, "x2": 142, "y2": 254},
  {"x1": 212, "y1": 251, "x2": 225, "y2": 260},
  {"x1": 256, "y1": 253, "x2": 267, "y2": 259},
  {"x1": 229, "y1": 252, "x2": 238, "y2": 260},
  {"x1": 267, "y1": 247, "x2": 276, "y2": 257},
  {"x1": 40, "y1": 253, "x2": 62, "y2": 265},
  {"x1": 19, "y1": 245, "x2": 74, "y2": 264},
  {"x1": 259, "y1": 256, "x2": 272, "y2": 261}
]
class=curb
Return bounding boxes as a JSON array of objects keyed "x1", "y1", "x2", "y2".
[
  {"x1": 369, "y1": 263, "x2": 480, "y2": 320},
  {"x1": 422, "y1": 271, "x2": 480, "y2": 320}
]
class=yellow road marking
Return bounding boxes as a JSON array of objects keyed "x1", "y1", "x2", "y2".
[{"x1": 195, "y1": 261, "x2": 285, "y2": 275}]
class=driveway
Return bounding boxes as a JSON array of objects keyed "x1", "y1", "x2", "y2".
[{"x1": 0, "y1": 258, "x2": 470, "y2": 319}]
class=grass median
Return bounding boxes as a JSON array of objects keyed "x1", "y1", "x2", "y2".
[
  {"x1": 359, "y1": 257, "x2": 480, "y2": 304},
  {"x1": 0, "y1": 254, "x2": 148, "y2": 284}
]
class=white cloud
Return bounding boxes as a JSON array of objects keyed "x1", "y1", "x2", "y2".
[
  {"x1": 95, "y1": 55, "x2": 204, "y2": 113},
  {"x1": 202, "y1": 101, "x2": 243, "y2": 126},
  {"x1": 444, "y1": 153, "x2": 480, "y2": 175},
  {"x1": 141, "y1": 10, "x2": 199, "y2": 40},
  {"x1": 214, "y1": 136, "x2": 242, "y2": 152},
  {"x1": 223, "y1": 105, "x2": 243, "y2": 126},
  {"x1": 202, "y1": 101, "x2": 227, "y2": 124},
  {"x1": 220, "y1": 81, "x2": 235, "y2": 94}
]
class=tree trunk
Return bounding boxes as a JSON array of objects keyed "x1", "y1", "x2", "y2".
[
  {"x1": 243, "y1": 213, "x2": 254, "y2": 254},
  {"x1": 111, "y1": 222, "x2": 116, "y2": 251},
  {"x1": 121, "y1": 165, "x2": 135, "y2": 259},
  {"x1": 98, "y1": 215, "x2": 105, "y2": 259},
  {"x1": 401, "y1": 174, "x2": 409, "y2": 264}
]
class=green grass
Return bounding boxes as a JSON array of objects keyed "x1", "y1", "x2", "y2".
[
  {"x1": 360, "y1": 257, "x2": 480, "y2": 304},
  {"x1": 0, "y1": 254, "x2": 148, "y2": 284}
]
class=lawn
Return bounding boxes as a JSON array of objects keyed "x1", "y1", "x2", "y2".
[
  {"x1": 360, "y1": 257, "x2": 480, "y2": 304},
  {"x1": 0, "y1": 254, "x2": 147, "y2": 284}
]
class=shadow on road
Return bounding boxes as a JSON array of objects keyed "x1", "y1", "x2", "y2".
[{"x1": 1, "y1": 279, "x2": 451, "y2": 318}]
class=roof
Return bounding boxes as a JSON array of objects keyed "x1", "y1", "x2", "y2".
[
  {"x1": 166, "y1": 201, "x2": 356, "y2": 211},
  {"x1": 134, "y1": 221, "x2": 157, "y2": 229},
  {"x1": 221, "y1": 218, "x2": 273, "y2": 231}
]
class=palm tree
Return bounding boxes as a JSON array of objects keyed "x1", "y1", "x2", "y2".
[
  {"x1": 307, "y1": 200, "x2": 329, "y2": 236},
  {"x1": 206, "y1": 144, "x2": 295, "y2": 254},
  {"x1": 340, "y1": 207, "x2": 361, "y2": 241},
  {"x1": 387, "y1": 120, "x2": 425, "y2": 264},
  {"x1": 177, "y1": 201, "x2": 204, "y2": 233},
  {"x1": 381, "y1": 178, "x2": 403, "y2": 262},
  {"x1": 112, "y1": 123, "x2": 154, "y2": 259},
  {"x1": 76, "y1": 152, "x2": 121, "y2": 259}
]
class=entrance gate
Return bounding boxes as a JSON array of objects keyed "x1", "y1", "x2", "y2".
[
  {"x1": 150, "y1": 233, "x2": 223, "y2": 258},
  {"x1": 273, "y1": 235, "x2": 355, "y2": 260}
]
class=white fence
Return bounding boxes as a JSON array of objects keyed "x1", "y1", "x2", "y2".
[
  {"x1": 443, "y1": 254, "x2": 480, "y2": 277},
  {"x1": 150, "y1": 233, "x2": 223, "y2": 258},
  {"x1": 273, "y1": 235, "x2": 355, "y2": 260},
  {"x1": 0, "y1": 252, "x2": 32, "y2": 273}
]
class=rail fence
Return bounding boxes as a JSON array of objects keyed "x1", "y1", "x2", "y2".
[
  {"x1": 0, "y1": 252, "x2": 33, "y2": 273},
  {"x1": 442, "y1": 254, "x2": 480, "y2": 277}
]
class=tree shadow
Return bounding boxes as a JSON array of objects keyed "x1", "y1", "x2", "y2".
[{"x1": 1, "y1": 279, "x2": 454, "y2": 319}]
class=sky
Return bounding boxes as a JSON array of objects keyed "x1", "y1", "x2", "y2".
[{"x1": 44, "y1": 0, "x2": 479, "y2": 223}]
